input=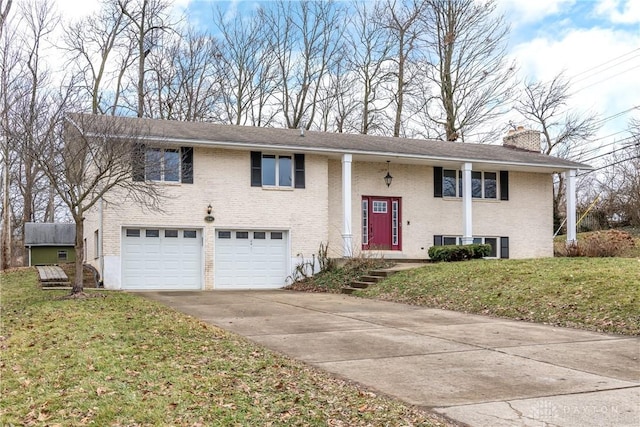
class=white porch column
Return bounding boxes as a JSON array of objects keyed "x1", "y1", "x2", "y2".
[
  {"x1": 566, "y1": 169, "x2": 577, "y2": 244},
  {"x1": 342, "y1": 154, "x2": 353, "y2": 257},
  {"x1": 461, "y1": 162, "x2": 473, "y2": 244}
]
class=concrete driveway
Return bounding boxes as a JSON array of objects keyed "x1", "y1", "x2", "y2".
[{"x1": 139, "y1": 290, "x2": 640, "y2": 427}]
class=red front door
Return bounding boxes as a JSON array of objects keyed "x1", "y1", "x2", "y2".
[{"x1": 362, "y1": 196, "x2": 401, "y2": 250}]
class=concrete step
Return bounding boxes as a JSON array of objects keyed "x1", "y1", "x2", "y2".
[
  {"x1": 350, "y1": 280, "x2": 371, "y2": 289},
  {"x1": 341, "y1": 286, "x2": 359, "y2": 294},
  {"x1": 360, "y1": 275, "x2": 383, "y2": 283}
]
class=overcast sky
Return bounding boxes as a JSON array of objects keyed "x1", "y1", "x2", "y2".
[{"x1": 32, "y1": 0, "x2": 640, "y2": 166}]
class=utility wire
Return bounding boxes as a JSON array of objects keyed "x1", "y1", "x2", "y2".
[
  {"x1": 571, "y1": 51, "x2": 640, "y2": 84},
  {"x1": 578, "y1": 155, "x2": 640, "y2": 176},
  {"x1": 572, "y1": 64, "x2": 640, "y2": 94},
  {"x1": 570, "y1": 47, "x2": 640, "y2": 80}
]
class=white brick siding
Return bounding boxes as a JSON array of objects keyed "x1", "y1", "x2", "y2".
[{"x1": 85, "y1": 147, "x2": 555, "y2": 289}]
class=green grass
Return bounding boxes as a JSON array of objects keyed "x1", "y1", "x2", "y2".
[
  {"x1": 1, "y1": 269, "x2": 447, "y2": 427},
  {"x1": 357, "y1": 258, "x2": 640, "y2": 335}
]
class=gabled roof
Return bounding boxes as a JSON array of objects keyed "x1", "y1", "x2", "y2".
[
  {"x1": 65, "y1": 113, "x2": 591, "y2": 172},
  {"x1": 24, "y1": 223, "x2": 75, "y2": 246}
]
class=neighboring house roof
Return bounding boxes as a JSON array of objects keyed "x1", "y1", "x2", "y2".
[
  {"x1": 24, "y1": 223, "x2": 75, "y2": 246},
  {"x1": 65, "y1": 113, "x2": 592, "y2": 172}
]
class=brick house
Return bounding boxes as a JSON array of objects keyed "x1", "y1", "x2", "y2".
[{"x1": 69, "y1": 114, "x2": 590, "y2": 290}]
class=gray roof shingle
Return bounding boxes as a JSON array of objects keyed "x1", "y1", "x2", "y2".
[{"x1": 66, "y1": 113, "x2": 591, "y2": 171}]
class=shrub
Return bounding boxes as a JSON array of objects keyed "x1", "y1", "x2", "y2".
[
  {"x1": 428, "y1": 244, "x2": 491, "y2": 262},
  {"x1": 556, "y1": 229, "x2": 636, "y2": 257}
]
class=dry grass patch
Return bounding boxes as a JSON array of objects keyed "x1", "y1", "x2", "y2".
[{"x1": 1, "y1": 269, "x2": 448, "y2": 427}]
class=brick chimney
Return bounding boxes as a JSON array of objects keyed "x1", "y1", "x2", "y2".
[{"x1": 502, "y1": 126, "x2": 541, "y2": 152}]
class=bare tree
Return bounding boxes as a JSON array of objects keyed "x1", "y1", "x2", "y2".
[
  {"x1": 146, "y1": 27, "x2": 221, "y2": 121},
  {"x1": 596, "y1": 119, "x2": 640, "y2": 227},
  {"x1": 35, "y1": 114, "x2": 163, "y2": 294},
  {"x1": 119, "y1": 0, "x2": 175, "y2": 118},
  {"x1": 261, "y1": 0, "x2": 345, "y2": 130},
  {"x1": 63, "y1": 0, "x2": 130, "y2": 115},
  {"x1": 418, "y1": 0, "x2": 516, "y2": 142},
  {"x1": 348, "y1": 1, "x2": 393, "y2": 135},
  {"x1": 376, "y1": 0, "x2": 427, "y2": 137},
  {"x1": 212, "y1": 7, "x2": 276, "y2": 126},
  {"x1": 515, "y1": 72, "x2": 600, "y2": 229},
  {"x1": 0, "y1": 0, "x2": 13, "y2": 269}
]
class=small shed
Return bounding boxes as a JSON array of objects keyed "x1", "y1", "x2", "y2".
[{"x1": 24, "y1": 223, "x2": 76, "y2": 266}]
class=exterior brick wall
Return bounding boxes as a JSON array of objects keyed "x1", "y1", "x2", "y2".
[
  {"x1": 86, "y1": 147, "x2": 329, "y2": 289},
  {"x1": 86, "y1": 147, "x2": 554, "y2": 289},
  {"x1": 328, "y1": 161, "x2": 553, "y2": 259}
]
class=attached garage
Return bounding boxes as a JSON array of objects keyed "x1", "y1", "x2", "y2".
[
  {"x1": 215, "y1": 230, "x2": 289, "y2": 289},
  {"x1": 121, "y1": 227, "x2": 202, "y2": 290}
]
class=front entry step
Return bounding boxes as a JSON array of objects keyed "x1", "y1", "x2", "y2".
[{"x1": 341, "y1": 262, "x2": 430, "y2": 294}]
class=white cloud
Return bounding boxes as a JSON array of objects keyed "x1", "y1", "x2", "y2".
[
  {"x1": 595, "y1": 0, "x2": 640, "y2": 24},
  {"x1": 497, "y1": 0, "x2": 577, "y2": 27},
  {"x1": 510, "y1": 26, "x2": 640, "y2": 158}
]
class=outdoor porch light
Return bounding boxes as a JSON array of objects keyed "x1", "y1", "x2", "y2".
[
  {"x1": 205, "y1": 204, "x2": 215, "y2": 222},
  {"x1": 384, "y1": 161, "x2": 393, "y2": 187}
]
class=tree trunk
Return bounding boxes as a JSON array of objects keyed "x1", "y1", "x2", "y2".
[{"x1": 72, "y1": 212, "x2": 84, "y2": 294}]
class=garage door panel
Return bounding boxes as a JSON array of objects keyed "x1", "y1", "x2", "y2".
[
  {"x1": 122, "y1": 227, "x2": 202, "y2": 290},
  {"x1": 215, "y1": 230, "x2": 288, "y2": 289}
]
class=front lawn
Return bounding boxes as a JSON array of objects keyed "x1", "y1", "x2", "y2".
[
  {"x1": 357, "y1": 258, "x2": 640, "y2": 335},
  {"x1": 0, "y1": 269, "x2": 447, "y2": 426}
]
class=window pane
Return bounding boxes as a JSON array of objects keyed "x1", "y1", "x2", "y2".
[
  {"x1": 443, "y1": 170, "x2": 457, "y2": 197},
  {"x1": 145, "y1": 148, "x2": 162, "y2": 181},
  {"x1": 146, "y1": 229, "x2": 160, "y2": 238},
  {"x1": 472, "y1": 171, "x2": 482, "y2": 198},
  {"x1": 183, "y1": 230, "x2": 197, "y2": 238},
  {"x1": 484, "y1": 172, "x2": 497, "y2": 199},
  {"x1": 271, "y1": 232, "x2": 283, "y2": 240},
  {"x1": 278, "y1": 156, "x2": 292, "y2": 187},
  {"x1": 126, "y1": 229, "x2": 140, "y2": 237},
  {"x1": 485, "y1": 238, "x2": 497, "y2": 257},
  {"x1": 473, "y1": 237, "x2": 482, "y2": 244},
  {"x1": 58, "y1": 251, "x2": 67, "y2": 260},
  {"x1": 236, "y1": 231, "x2": 249, "y2": 239},
  {"x1": 443, "y1": 236, "x2": 457, "y2": 245},
  {"x1": 165, "y1": 229, "x2": 178, "y2": 238},
  {"x1": 372, "y1": 201, "x2": 387, "y2": 213},
  {"x1": 217, "y1": 231, "x2": 231, "y2": 239},
  {"x1": 164, "y1": 149, "x2": 180, "y2": 182},
  {"x1": 254, "y1": 232, "x2": 266, "y2": 239},
  {"x1": 262, "y1": 155, "x2": 276, "y2": 186}
]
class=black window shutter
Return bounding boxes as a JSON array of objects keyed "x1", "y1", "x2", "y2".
[
  {"x1": 294, "y1": 153, "x2": 305, "y2": 188},
  {"x1": 434, "y1": 167, "x2": 443, "y2": 198},
  {"x1": 433, "y1": 235, "x2": 443, "y2": 246},
  {"x1": 132, "y1": 143, "x2": 146, "y2": 182},
  {"x1": 181, "y1": 147, "x2": 193, "y2": 184},
  {"x1": 251, "y1": 151, "x2": 262, "y2": 187},
  {"x1": 500, "y1": 237, "x2": 509, "y2": 259},
  {"x1": 500, "y1": 170, "x2": 509, "y2": 201}
]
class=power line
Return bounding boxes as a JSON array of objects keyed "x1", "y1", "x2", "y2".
[
  {"x1": 592, "y1": 105, "x2": 640, "y2": 127},
  {"x1": 574, "y1": 135, "x2": 636, "y2": 160},
  {"x1": 578, "y1": 155, "x2": 639, "y2": 176},
  {"x1": 573, "y1": 64, "x2": 640, "y2": 94},
  {"x1": 570, "y1": 47, "x2": 640, "y2": 80},
  {"x1": 571, "y1": 51, "x2": 640, "y2": 85},
  {"x1": 579, "y1": 140, "x2": 639, "y2": 164}
]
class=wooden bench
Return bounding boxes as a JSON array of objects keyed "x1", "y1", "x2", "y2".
[{"x1": 36, "y1": 265, "x2": 71, "y2": 288}]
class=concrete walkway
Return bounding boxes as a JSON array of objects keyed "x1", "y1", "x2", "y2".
[{"x1": 139, "y1": 290, "x2": 640, "y2": 427}]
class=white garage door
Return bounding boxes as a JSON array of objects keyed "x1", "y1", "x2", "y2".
[
  {"x1": 215, "y1": 230, "x2": 288, "y2": 289},
  {"x1": 122, "y1": 227, "x2": 202, "y2": 290}
]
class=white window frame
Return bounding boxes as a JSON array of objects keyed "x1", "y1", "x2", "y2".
[
  {"x1": 443, "y1": 169, "x2": 498, "y2": 199},
  {"x1": 392, "y1": 200, "x2": 399, "y2": 246},
  {"x1": 262, "y1": 154, "x2": 293, "y2": 188},
  {"x1": 362, "y1": 199, "x2": 369, "y2": 245},
  {"x1": 441, "y1": 235, "x2": 500, "y2": 258},
  {"x1": 145, "y1": 147, "x2": 180, "y2": 183},
  {"x1": 372, "y1": 200, "x2": 388, "y2": 213}
]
